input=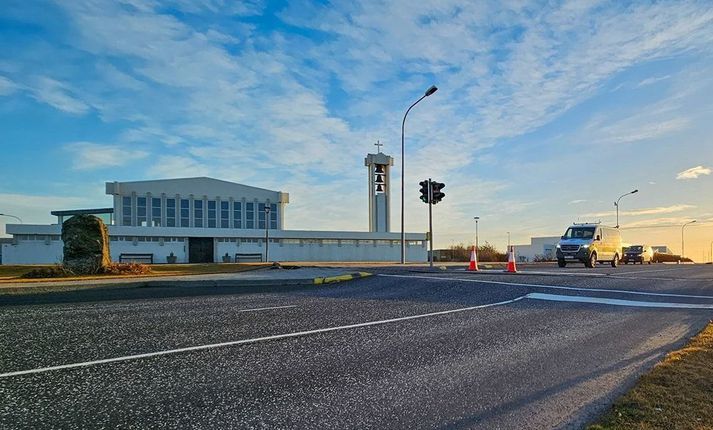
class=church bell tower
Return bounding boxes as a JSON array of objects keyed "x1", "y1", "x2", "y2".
[{"x1": 365, "y1": 142, "x2": 394, "y2": 232}]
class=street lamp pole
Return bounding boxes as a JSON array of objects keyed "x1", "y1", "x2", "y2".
[
  {"x1": 401, "y1": 85, "x2": 438, "y2": 264},
  {"x1": 681, "y1": 220, "x2": 696, "y2": 261},
  {"x1": 614, "y1": 189, "x2": 638, "y2": 228},
  {"x1": 507, "y1": 231, "x2": 511, "y2": 249},
  {"x1": 264, "y1": 206, "x2": 271, "y2": 263},
  {"x1": 473, "y1": 217, "x2": 480, "y2": 251},
  {"x1": 0, "y1": 213, "x2": 23, "y2": 224}
]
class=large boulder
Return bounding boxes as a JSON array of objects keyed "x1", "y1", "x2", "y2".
[{"x1": 62, "y1": 215, "x2": 111, "y2": 274}]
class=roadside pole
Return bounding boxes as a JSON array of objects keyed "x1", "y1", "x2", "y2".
[
  {"x1": 264, "y1": 206, "x2": 271, "y2": 263},
  {"x1": 428, "y1": 178, "x2": 433, "y2": 269}
]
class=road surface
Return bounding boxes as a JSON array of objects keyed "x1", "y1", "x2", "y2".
[{"x1": 1, "y1": 264, "x2": 712, "y2": 429}]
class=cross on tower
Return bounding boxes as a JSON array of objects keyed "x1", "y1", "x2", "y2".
[{"x1": 374, "y1": 140, "x2": 383, "y2": 153}]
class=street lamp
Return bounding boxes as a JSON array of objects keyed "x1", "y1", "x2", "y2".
[
  {"x1": 473, "y1": 217, "x2": 480, "y2": 251},
  {"x1": 264, "y1": 206, "x2": 271, "y2": 263},
  {"x1": 0, "y1": 213, "x2": 23, "y2": 224},
  {"x1": 614, "y1": 189, "x2": 638, "y2": 228},
  {"x1": 681, "y1": 220, "x2": 696, "y2": 261},
  {"x1": 400, "y1": 85, "x2": 438, "y2": 264}
]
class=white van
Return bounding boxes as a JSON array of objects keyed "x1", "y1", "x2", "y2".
[{"x1": 556, "y1": 223, "x2": 623, "y2": 268}]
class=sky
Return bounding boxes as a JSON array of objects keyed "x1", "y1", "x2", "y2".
[{"x1": 1, "y1": 0, "x2": 712, "y2": 260}]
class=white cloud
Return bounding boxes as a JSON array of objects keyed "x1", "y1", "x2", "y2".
[
  {"x1": 569, "y1": 199, "x2": 587, "y2": 204},
  {"x1": 582, "y1": 204, "x2": 697, "y2": 218},
  {"x1": 622, "y1": 216, "x2": 709, "y2": 229},
  {"x1": 676, "y1": 165, "x2": 712, "y2": 180},
  {"x1": 65, "y1": 142, "x2": 148, "y2": 170},
  {"x1": 150, "y1": 155, "x2": 212, "y2": 178},
  {"x1": 0, "y1": 193, "x2": 95, "y2": 235},
  {"x1": 28, "y1": 77, "x2": 89, "y2": 114},
  {"x1": 636, "y1": 75, "x2": 671, "y2": 87},
  {"x1": 0, "y1": 75, "x2": 17, "y2": 96}
]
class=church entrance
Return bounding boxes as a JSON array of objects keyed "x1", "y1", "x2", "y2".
[{"x1": 189, "y1": 237, "x2": 214, "y2": 263}]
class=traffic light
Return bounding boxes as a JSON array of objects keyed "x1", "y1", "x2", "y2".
[
  {"x1": 419, "y1": 180, "x2": 430, "y2": 203},
  {"x1": 431, "y1": 181, "x2": 445, "y2": 204}
]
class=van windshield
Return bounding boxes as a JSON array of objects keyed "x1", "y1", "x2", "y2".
[
  {"x1": 562, "y1": 227, "x2": 595, "y2": 239},
  {"x1": 629, "y1": 246, "x2": 643, "y2": 252}
]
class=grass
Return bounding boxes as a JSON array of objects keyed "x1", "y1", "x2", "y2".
[
  {"x1": 588, "y1": 322, "x2": 713, "y2": 430},
  {"x1": 0, "y1": 263, "x2": 268, "y2": 283}
]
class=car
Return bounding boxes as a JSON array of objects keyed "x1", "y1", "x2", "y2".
[
  {"x1": 556, "y1": 223, "x2": 623, "y2": 268},
  {"x1": 622, "y1": 244, "x2": 654, "y2": 264}
]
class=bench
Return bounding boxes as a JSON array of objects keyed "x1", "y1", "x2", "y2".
[
  {"x1": 235, "y1": 253, "x2": 263, "y2": 263},
  {"x1": 119, "y1": 253, "x2": 154, "y2": 264}
]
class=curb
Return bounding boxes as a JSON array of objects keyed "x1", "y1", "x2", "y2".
[
  {"x1": 0, "y1": 272, "x2": 374, "y2": 295},
  {"x1": 313, "y1": 272, "x2": 373, "y2": 285}
]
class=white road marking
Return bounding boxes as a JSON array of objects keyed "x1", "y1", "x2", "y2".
[
  {"x1": 238, "y1": 305, "x2": 297, "y2": 313},
  {"x1": 378, "y1": 274, "x2": 713, "y2": 300},
  {"x1": 526, "y1": 293, "x2": 713, "y2": 309},
  {"x1": 0, "y1": 296, "x2": 526, "y2": 378},
  {"x1": 615, "y1": 267, "x2": 686, "y2": 275},
  {"x1": 448, "y1": 268, "x2": 694, "y2": 281}
]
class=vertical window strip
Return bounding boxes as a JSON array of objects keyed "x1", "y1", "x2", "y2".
[
  {"x1": 180, "y1": 199, "x2": 190, "y2": 227},
  {"x1": 136, "y1": 197, "x2": 147, "y2": 227},
  {"x1": 152, "y1": 197, "x2": 162, "y2": 227},
  {"x1": 194, "y1": 200, "x2": 203, "y2": 228},
  {"x1": 122, "y1": 196, "x2": 132, "y2": 226},
  {"x1": 166, "y1": 198, "x2": 176, "y2": 227},
  {"x1": 220, "y1": 201, "x2": 229, "y2": 228},
  {"x1": 233, "y1": 202, "x2": 242, "y2": 229}
]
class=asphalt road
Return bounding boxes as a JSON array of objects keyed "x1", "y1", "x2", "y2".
[{"x1": 1, "y1": 264, "x2": 713, "y2": 429}]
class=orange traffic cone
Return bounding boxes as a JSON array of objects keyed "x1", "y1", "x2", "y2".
[
  {"x1": 468, "y1": 246, "x2": 479, "y2": 271},
  {"x1": 506, "y1": 245, "x2": 517, "y2": 273}
]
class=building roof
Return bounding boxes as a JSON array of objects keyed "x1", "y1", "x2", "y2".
[
  {"x1": 106, "y1": 177, "x2": 289, "y2": 203},
  {"x1": 50, "y1": 208, "x2": 114, "y2": 216}
]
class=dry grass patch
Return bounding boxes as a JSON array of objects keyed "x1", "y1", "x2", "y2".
[{"x1": 589, "y1": 322, "x2": 713, "y2": 430}]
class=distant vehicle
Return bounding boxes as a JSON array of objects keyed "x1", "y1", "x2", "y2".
[
  {"x1": 556, "y1": 223, "x2": 623, "y2": 268},
  {"x1": 623, "y1": 244, "x2": 654, "y2": 264}
]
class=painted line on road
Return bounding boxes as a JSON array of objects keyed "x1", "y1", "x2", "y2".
[
  {"x1": 453, "y1": 269, "x2": 695, "y2": 282},
  {"x1": 0, "y1": 296, "x2": 526, "y2": 379},
  {"x1": 615, "y1": 267, "x2": 687, "y2": 275},
  {"x1": 378, "y1": 274, "x2": 713, "y2": 300},
  {"x1": 526, "y1": 293, "x2": 713, "y2": 309},
  {"x1": 238, "y1": 305, "x2": 297, "y2": 313},
  {"x1": 514, "y1": 270, "x2": 693, "y2": 282}
]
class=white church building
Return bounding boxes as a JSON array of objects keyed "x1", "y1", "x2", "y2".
[{"x1": 2, "y1": 152, "x2": 428, "y2": 264}]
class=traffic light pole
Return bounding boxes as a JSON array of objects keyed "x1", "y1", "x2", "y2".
[{"x1": 428, "y1": 178, "x2": 434, "y2": 269}]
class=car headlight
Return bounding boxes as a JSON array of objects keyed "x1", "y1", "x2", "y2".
[
  {"x1": 581, "y1": 244, "x2": 589, "y2": 248},
  {"x1": 556, "y1": 244, "x2": 561, "y2": 248}
]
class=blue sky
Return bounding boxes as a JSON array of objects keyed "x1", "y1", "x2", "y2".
[{"x1": 1, "y1": 0, "x2": 713, "y2": 259}]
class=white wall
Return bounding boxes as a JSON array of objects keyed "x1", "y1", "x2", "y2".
[
  {"x1": 1, "y1": 241, "x2": 64, "y2": 265},
  {"x1": 216, "y1": 240, "x2": 426, "y2": 262},
  {"x1": 3, "y1": 236, "x2": 427, "y2": 264},
  {"x1": 3, "y1": 223, "x2": 429, "y2": 264},
  {"x1": 514, "y1": 236, "x2": 560, "y2": 262},
  {"x1": 110, "y1": 240, "x2": 188, "y2": 264}
]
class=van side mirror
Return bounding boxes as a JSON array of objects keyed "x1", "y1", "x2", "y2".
[
  {"x1": 561, "y1": 235, "x2": 566, "y2": 240},
  {"x1": 595, "y1": 235, "x2": 601, "y2": 241}
]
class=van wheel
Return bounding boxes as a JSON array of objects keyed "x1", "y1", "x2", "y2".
[
  {"x1": 611, "y1": 254, "x2": 619, "y2": 268},
  {"x1": 557, "y1": 259, "x2": 566, "y2": 268},
  {"x1": 586, "y1": 252, "x2": 597, "y2": 268}
]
